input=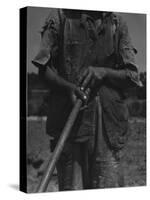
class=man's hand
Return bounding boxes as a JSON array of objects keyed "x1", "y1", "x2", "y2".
[
  {"x1": 69, "y1": 84, "x2": 88, "y2": 106},
  {"x1": 79, "y1": 66, "x2": 141, "y2": 91},
  {"x1": 79, "y1": 66, "x2": 107, "y2": 90},
  {"x1": 44, "y1": 66, "x2": 88, "y2": 106}
]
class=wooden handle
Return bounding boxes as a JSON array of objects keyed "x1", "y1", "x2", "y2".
[{"x1": 36, "y1": 99, "x2": 82, "y2": 192}]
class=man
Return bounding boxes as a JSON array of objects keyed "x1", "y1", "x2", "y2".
[{"x1": 32, "y1": 8, "x2": 142, "y2": 190}]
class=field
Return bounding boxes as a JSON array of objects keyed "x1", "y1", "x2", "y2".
[{"x1": 27, "y1": 117, "x2": 146, "y2": 193}]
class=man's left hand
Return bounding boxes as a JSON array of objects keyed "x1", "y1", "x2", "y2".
[{"x1": 79, "y1": 66, "x2": 107, "y2": 90}]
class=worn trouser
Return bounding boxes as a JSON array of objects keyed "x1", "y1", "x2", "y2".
[
  {"x1": 50, "y1": 95, "x2": 125, "y2": 190},
  {"x1": 50, "y1": 129, "x2": 125, "y2": 191}
]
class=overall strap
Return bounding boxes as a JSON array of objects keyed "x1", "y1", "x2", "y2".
[
  {"x1": 57, "y1": 9, "x2": 67, "y2": 77},
  {"x1": 113, "y1": 14, "x2": 120, "y2": 68}
]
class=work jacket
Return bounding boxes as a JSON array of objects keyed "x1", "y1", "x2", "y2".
[{"x1": 32, "y1": 9, "x2": 141, "y2": 150}]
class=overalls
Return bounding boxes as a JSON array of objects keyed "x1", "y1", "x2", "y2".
[
  {"x1": 49, "y1": 13, "x2": 126, "y2": 190},
  {"x1": 33, "y1": 10, "x2": 139, "y2": 191}
]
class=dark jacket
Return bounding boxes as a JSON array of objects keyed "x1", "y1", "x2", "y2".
[{"x1": 32, "y1": 9, "x2": 141, "y2": 150}]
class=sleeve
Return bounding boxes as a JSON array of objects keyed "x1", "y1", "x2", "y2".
[
  {"x1": 32, "y1": 12, "x2": 60, "y2": 69},
  {"x1": 117, "y1": 16, "x2": 143, "y2": 87}
]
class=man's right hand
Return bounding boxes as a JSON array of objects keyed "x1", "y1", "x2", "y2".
[
  {"x1": 44, "y1": 66, "x2": 87, "y2": 105},
  {"x1": 69, "y1": 84, "x2": 87, "y2": 106}
]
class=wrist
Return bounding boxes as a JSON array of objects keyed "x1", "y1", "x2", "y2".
[
  {"x1": 66, "y1": 82, "x2": 76, "y2": 92},
  {"x1": 104, "y1": 68, "x2": 116, "y2": 80},
  {"x1": 103, "y1": 68, "x2": 109, "y2": 78}
]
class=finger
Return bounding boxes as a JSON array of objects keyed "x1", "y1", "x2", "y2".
[
  {"x1": 82, "y1": 72, "x2": 92, "y2": 89},
  {"x1": 70, "y1": 93, "x2": 77, "y2": 106},
  {"x1": 82, "y1": 93, "x2": 88, "y2": 101},
  {"x1": 80, "y1": 105, "x2": 88, "y2": 111},
  {"x1": 79, "y1": 69, "x2": 89, "y2": 87},
  {"x1": 90, "y1": 79, "x2": 96, "y2": 89},
  {"x1": 85, "y1": 88, "x2": 91, "y2": 98},
  {"x1": 77, "y1": 88, "x2": 87, "y2": 101}
]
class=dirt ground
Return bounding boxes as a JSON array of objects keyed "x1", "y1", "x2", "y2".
[{"x1": 27, "y1": 117, "x2": 146, "y2": 193}]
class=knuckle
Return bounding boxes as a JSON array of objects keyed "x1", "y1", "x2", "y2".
[{"x1": 88, "y1": 67, "x2": 91, "y2": 72}]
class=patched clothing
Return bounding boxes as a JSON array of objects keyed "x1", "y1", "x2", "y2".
[{"x1": 32, "y1": 9, "x2": 141, "y2": 189}]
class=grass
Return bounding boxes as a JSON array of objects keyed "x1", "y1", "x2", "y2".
[{"x1": 26, "y1": 118, "x2": 146, "y2": 193}]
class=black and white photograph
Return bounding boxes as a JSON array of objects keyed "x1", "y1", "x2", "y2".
[{"x1": 20, "y1": 6, "x2": 146, "y2": 193}]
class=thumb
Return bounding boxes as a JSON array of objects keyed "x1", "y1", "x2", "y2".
[{"x1": 75, "y1": 87, "x2": 87, "y2": 102}]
